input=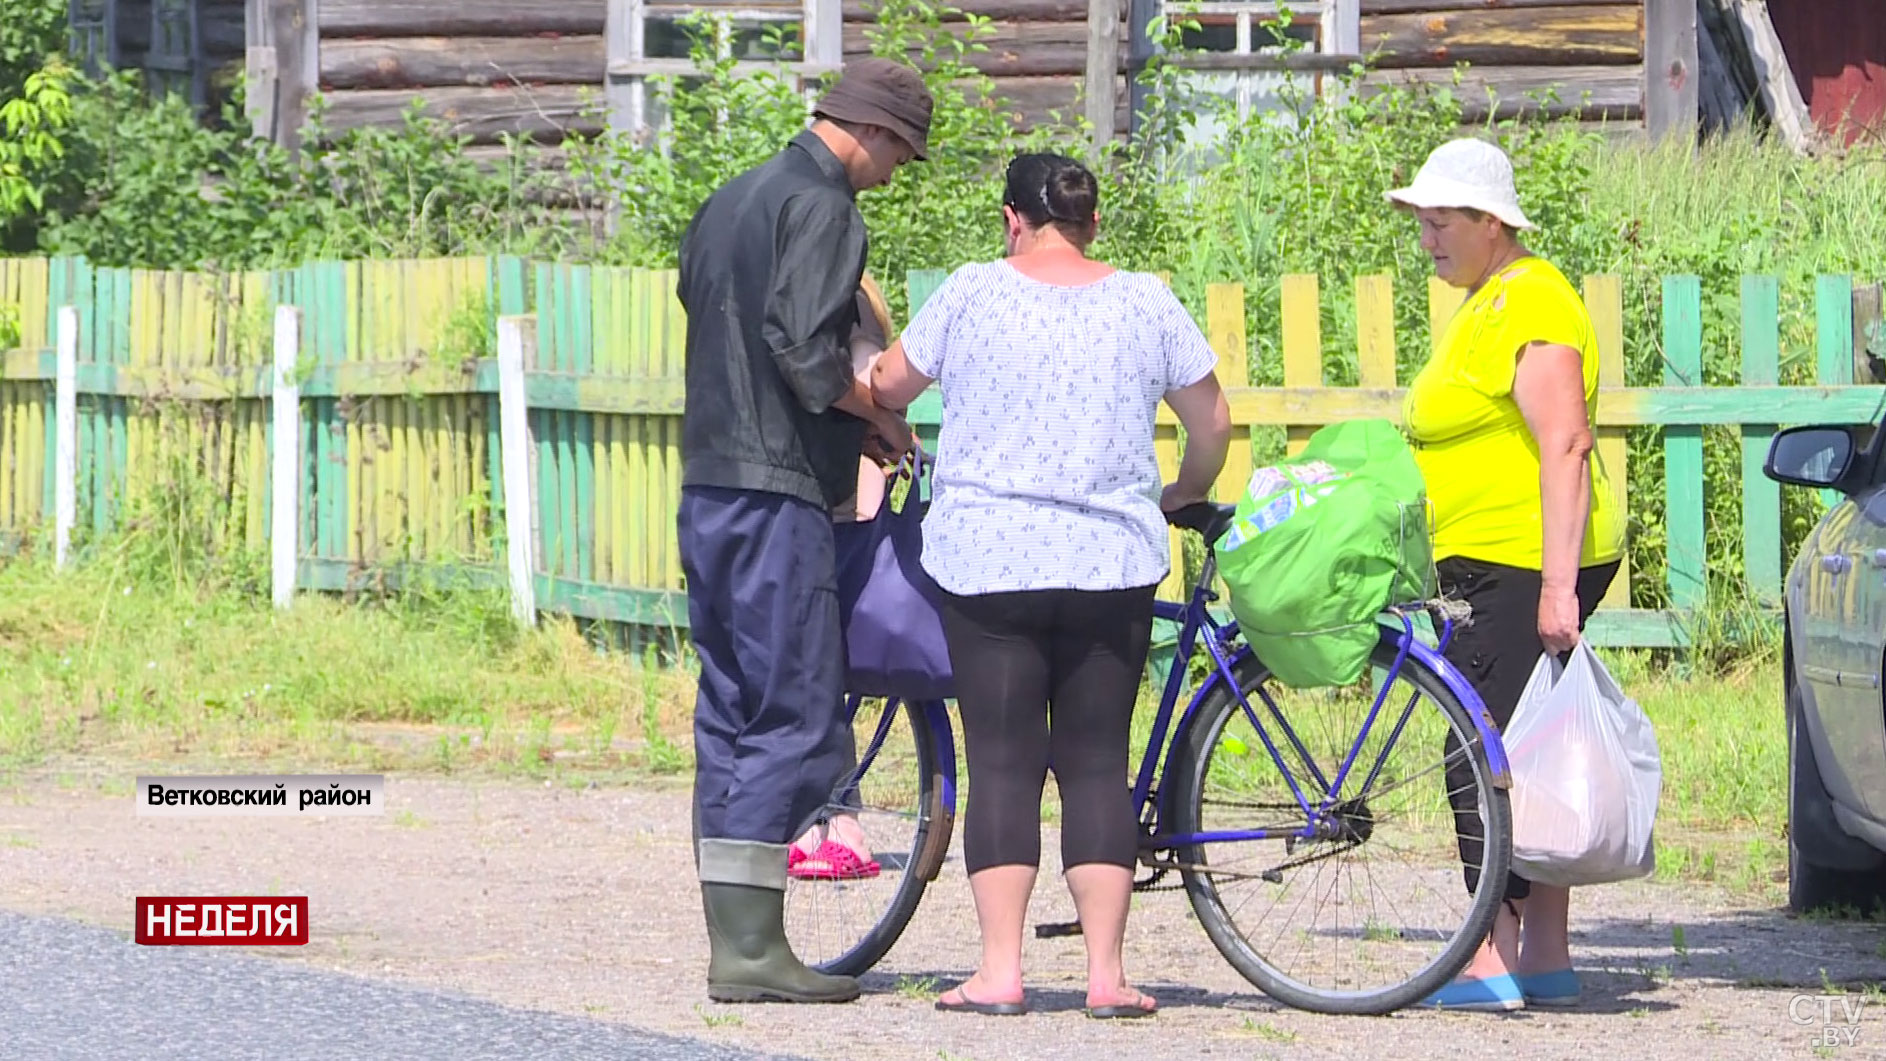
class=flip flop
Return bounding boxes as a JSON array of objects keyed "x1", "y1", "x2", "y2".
[
  {"x1": 788, "y1": 839, "x2": 881, "y2": 881},
  {"x1": 934, "y1": 987, "x2": 1026, "y2": 1016},
  {"x1": 1087, "y1": 990, "x2": 1157, "y2": 1020}
]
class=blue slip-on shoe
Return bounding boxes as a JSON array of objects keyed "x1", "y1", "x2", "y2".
[
  {"x1": 1421, "y1": 973, "x2": 1525, "y2": 1012},
  {"x1": 1516, "y1": 969, "x2": 1581, "y2": 1007}
]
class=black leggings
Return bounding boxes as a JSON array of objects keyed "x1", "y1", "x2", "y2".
[
  {"x1": 938, "y1": 584, "x2": 1159, "y2": 876},
  {"x1": 1438, "y1": 557, "x2": 1620, "y2": 902}
]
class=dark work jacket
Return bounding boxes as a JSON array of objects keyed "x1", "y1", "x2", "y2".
[{"x1": 676, "y1": 131, "x2": 869, "y2": 511}]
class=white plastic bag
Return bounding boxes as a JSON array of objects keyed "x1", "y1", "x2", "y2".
[{"x1": 1502, "y1": 642, "x2": 1661, "y2": 887}]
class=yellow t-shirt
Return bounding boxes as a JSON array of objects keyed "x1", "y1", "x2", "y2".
[{"x1": 1403, "y1": 257, "x2": 1625, "y2": 570}]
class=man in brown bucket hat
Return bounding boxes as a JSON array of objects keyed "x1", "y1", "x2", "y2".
[{"x1": 673, "y1": 58, "x2": 933, "y2": 1005}]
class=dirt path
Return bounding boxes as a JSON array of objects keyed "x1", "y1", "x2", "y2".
[{"x1": 1, "y1": 767, "x2": 1880, "y2": 1061}]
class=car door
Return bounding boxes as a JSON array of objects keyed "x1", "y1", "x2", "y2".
[
  {"x1": 1795, "y1": 491, "x2": 1870, "y2": 815},
  {"x1": 1794, "y1": 414, "x2": 1886, "y2": 823},
  {"x1": 1831, "y1": 477, "x2": 1886, "y2": 821}
]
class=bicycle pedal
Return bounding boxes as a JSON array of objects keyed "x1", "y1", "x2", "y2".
[{"x1": 1034, "y1": 921, "x2": 1083, "y2": 939}]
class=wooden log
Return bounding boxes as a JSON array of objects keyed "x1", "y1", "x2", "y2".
[
  {"x1": 1359, "y1": 5, "x2": 1644, "y2": 68},
  {"x1": 318, "y1": 86, "x2": 605, "y2": 144},
  {"x1": 1362, "y1": 0, "x2": 1625, "y2": 11},
  {"x1": 460, "y1": 144, "x2": 606, "y2": 208},
  {"x1": 1360, "y1": 63, "x2": 1643, "y2": 121},
  {"x1": 273, "y1": 0, "x2": 316, "y2": 154},
  {"x1": 843, "y1": 21, "x2": 1122, "y2": 78},
  {"x1": 973, "y1": 74, "x2": 1129, "y2": 132},
  {"x1": 844, "y1": 0, "x2": 1089, "y2": 18},
  {"x1": 1645, "y1": 0, "x2": 1698, "y2": 139},
  {"x1": 320, "y1": 0, "x2": 608, "y2": 38},
  {"x1": 1088, "y1": 0, "x2": 1122, "y2": 154},
  {"x1": 321, "y1": 36, "x2": 608, "y2": 89}
]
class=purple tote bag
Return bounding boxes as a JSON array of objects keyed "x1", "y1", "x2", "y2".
[{"x1": 834, "y1": 452, "x2": 955, "y2": 701}]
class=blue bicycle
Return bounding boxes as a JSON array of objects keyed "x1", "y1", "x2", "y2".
[{"x1": 784, "y1": 501, "x2": 1514, "y2": 1015}]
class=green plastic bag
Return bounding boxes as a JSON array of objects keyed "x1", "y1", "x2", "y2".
[{"x1": 1214, "y1": 419, "x2": 1432, "y2": 688}]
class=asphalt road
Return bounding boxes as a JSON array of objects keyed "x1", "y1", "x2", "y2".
[{"x1": 0, "y1": 910, "x2": 807, "y2": 1061}]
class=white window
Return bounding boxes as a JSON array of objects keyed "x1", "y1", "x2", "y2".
[{"x1": 1146, "y1": 0, "x2": 1359, "y2": 151}]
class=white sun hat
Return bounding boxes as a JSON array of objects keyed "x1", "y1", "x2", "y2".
[{"x1": 1384, "y1": 138, "x2": 1535, "y2": 230}]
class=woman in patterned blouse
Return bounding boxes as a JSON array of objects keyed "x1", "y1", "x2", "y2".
[{"x1": 871, "y1": 153, "x2": 1232, "y2": 1018}]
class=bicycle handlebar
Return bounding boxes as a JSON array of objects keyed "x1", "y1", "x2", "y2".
[{"x1": 1163, "y1": 501, "x2": 1237, "y2": 548}]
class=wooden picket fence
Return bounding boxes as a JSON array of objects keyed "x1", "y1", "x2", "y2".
[{"x1": 2, "y1": 255, "x2": 1881, "y2": 649}]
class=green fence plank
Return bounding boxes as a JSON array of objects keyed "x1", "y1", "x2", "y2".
[
  {"x1": 571, "y1": 264, "x2": 595, "y2": 584},
  {"x1": 535, "y1": 406, "x2": 562, "y2": 577},
  {"x1": 906, "y1": 269, "x2": 948, "y2": 316},
  {"x1": 1741, "y1": 275, "x2": 1781, "y2": 604},
  {"x1": 1663, "y1": 275, "x2": 1706, "y2": 612},
  {"x1": 1581, "y1": 608, "x2": 1692, "y2": 648},
  {"x1": 904, "y1": 269, "x2": 949, "y2": 453},
  {"x1": 1817, "y1": 275, "x2": 1855, "y2": 511}
]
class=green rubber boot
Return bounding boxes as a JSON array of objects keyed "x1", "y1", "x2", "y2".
[{"x1": 701, "y1": 882, "x2": 861, "y2": 1003}]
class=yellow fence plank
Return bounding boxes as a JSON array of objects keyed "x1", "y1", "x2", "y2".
[
  {"x1": 1, "y1": 384, "x2": 17, "y2": 527},
  {"x1": 662, "y1": 269, "x2": 686, "y2": 591},
  {"x1": 1356, "y1": 274, "x2": 1397, "y2": 388},
  {"x1": 12, "y1": 259, "x2": 51, "y2": 351},
  {"x1": 1428, "y1": 276, "x2": 1464, "y2": 356},
  {"x1": 1206, "y1": 282, "x2": 1251, "y2": 509},
  {"x1": 1281, "y1": 274, "x2": 1322, "y2": 456},
  {"x1": 626, "y1": 271, "x2": 651, "y2": 590},
  {"x1": 1586, "y1": 274, "x2": 1630, "y2": 611}
]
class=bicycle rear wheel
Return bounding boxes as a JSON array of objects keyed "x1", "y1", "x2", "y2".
[
  {"x1": 783, "y1": 695, "x2": 948, "y2": 977},
  {"x1": 1167, "y1": 628, "x2": 1511, "y2": 1015}
]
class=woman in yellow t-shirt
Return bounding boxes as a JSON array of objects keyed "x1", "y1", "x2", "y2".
[{"x1": 1387, "y1": 139, "x2": 1624, "y2": 1012}]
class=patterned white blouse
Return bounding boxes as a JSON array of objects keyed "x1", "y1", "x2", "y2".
[{"x1": 900, "y1": 259, "x2": 1219, "y2": 596}]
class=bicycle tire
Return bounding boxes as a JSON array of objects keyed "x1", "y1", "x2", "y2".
[
  {"x1": 1166, "y1": 629, "x2": 1513, "y2": 1015},
  {"x1": 788, "y1": 696, "x2": 948, "y2": 978}
]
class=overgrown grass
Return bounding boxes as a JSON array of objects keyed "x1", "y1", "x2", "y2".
[{"x1": 0, "y1": 533, "x2": 699, "y2": 780}]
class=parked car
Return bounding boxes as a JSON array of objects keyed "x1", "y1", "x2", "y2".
[{"x1": 1764, "y1": 422, "x2": 1886, "y2": 915}]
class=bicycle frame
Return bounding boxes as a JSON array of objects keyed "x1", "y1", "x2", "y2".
[{"x1": 1135, "y1": 557, "x2": 1510, "y2": 853}]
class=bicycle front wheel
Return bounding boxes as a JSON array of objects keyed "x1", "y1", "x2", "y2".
[
  {"x1": 783, "y1": 695, "x2": 948, "y2": 977},
  {"x1": 1167, "y1": 628, "x2": 1512, "y2": 1015}
]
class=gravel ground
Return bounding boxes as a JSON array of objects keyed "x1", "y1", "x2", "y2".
[{"x1": 1, "y1": 769, "x2": 1881, "y2": 1061}]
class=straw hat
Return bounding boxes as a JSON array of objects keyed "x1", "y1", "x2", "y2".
[{"x1": 1384, "y1": 138, "x2": 1535, "y2": 231}]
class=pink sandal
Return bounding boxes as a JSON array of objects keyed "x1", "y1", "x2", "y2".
[{"x1": 788, "y1": 839, "x2": 881, "y2": 881}]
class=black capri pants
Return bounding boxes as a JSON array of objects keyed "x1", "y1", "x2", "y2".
[
  {"x1": 1438, "y1": 556, "x2": 1620, "y2": 902},
  {"x1": 938, "y1": 584, "x2": 1159, "y2": 876}
]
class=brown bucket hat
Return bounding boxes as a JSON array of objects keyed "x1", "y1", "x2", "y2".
[{"x1": 813, "y1": 58, "x2": 934, "y2": 161}]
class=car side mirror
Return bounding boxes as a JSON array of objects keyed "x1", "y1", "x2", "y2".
[{"x1": 1764, "y1": 426, "x2": 1859, "y2": 490}]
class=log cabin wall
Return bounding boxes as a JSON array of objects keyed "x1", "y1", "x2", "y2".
[
  {"x1": 1356, "y1": 0, "x2": 1647, "y2": 127},
  {"x1": 314, "y1": 0, "x2": 611, "y2": 148},
  {"x1": 841, "y1": 0, "x2": 1132, "y2": 136},
  {"x1": 197, "y1": 0, "x2": 1651, "y2": 148}
]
